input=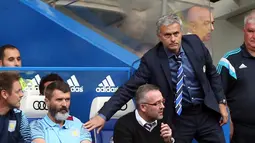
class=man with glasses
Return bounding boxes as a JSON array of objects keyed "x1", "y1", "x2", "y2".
[
  {"x1": 113, "y1": 84, "x2": 174, "y2": 143},
  {"x1": 85, "y1": 13, "x2": 228, "y2": 143}
]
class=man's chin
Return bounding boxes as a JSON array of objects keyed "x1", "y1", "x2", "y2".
[
  {"x1": 9, "y1": 103, "x2": 20, "y2": 109},
  {"x1": 203, "y1": 34, "x2": 211, "y2": 42},
  {"x1": 55, "y1": 112, "x2": 70, "y2": 121},
  {"x1": 157, "y1": 115, "x2": 164, "y2": 120},
  {"x1": 167, "y1": 46, "x2": 179, "y2": 52}
]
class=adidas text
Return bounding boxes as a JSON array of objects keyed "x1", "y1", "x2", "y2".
[
  {"x1": 96, "y1": 86, "x2": 118, "y2": 93},
  {"x1": 70, "y1": 86, "x2": 83, "y2": 92}
]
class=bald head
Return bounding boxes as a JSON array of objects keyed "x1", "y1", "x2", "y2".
[
  {"x1": 187, "y1": 6, "x2": 211, "y2": 22},
  {"x1": 186, "y1": 6, "x2": 214, "y2": 41}
]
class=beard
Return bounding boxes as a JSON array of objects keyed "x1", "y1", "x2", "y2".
[
  {"x1": 49, "y1": 105, "x2": 69, "y2": 121},
  {"x1": 8, "y1": 101, "x2": 20, "y2": 109},
  {"x1": 55, "y1": 111, "x2": 70, "y2": 121}
]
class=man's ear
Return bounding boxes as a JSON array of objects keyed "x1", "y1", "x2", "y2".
[
  {"x1": 140, "y1": 104, "x2": 147, "y2": 112},
  {"x1": 188, "y1": 22, "x2": 196, "y2": 32},
  {"x1": 1, "y1": 90, "x2": 9, "y2": 100},
  {"x1": 157, "y1": 33, "x2": 161, "y2": 39},
  {"x1": 0, "y1": 60, "x2": 3, "y2": 66},
  {"x1": 45, "y1": 98, "x2": 50, "y2": 107}
]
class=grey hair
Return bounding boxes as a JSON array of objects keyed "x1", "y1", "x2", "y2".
[
  {"x1": 135, "y1": 84, "x2": 160, "y2": 109},
  {"x1": 244, "y1": 9, "x2": 255, "y2": 26},
  {"x1": 156, "y1": 13, "x2": 183, "y2": 34}
]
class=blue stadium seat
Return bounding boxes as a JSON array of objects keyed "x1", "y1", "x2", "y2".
[
  {"x1": 93, "y1": 119, "x2": 116, "y2": 143},
  {"x1": 89, "y1": 97, "x2": 135, "y2": 143}
]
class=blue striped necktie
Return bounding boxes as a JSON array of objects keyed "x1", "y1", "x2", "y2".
[
  {"x1": 175, "y1": 54, "x2": 183, "y2": 115},
  {"x1": 144, "y1": 122, "x2": 156, "y2": 131}
]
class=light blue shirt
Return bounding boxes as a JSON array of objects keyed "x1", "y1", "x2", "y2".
[{"x1": 30, "y1": 115, "x2": 91, "y2": 143}]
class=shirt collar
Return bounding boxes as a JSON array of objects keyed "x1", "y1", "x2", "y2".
[
  {"x1": 164, "y1": 46, "x2": 184, "y2": 58},
  {"x1": 135, "y1": 110, "x2": 157, "y2": 131},
  {"x1": 44, "y1": 114, "x2": 70, "y2": 129},
  {"x1": 241, "y1": 43, "x2": 255, "y2": 58}
]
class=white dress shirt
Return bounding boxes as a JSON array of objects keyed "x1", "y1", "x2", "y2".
[{"x1": 135, "y1": 110, "x2": 157, "y2": 132}]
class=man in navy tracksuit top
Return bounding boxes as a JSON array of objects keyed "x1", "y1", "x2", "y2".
[{"x1": 0, "y1": 72, "x2": 31, "y2": 143}]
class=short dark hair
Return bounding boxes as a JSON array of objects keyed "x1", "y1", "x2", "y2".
[
  {"x1": 44, "y1": 81, "x2": 70, "y2": 100},
  {"x1": 0, "y1": 71, "x2": 20, "y2": 95},
  {"x1": 39, "y1": 73, "x2": 64, "y2": 95},
  {"x1": 135, "y1": 84, "x2": 159, "y2": 107},
  {"x1": 0, "y1": 44, "x2": 18, "y2": 60}
]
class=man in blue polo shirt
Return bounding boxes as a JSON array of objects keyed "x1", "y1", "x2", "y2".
[{"x1": 30, "y1": 81, "x2": 91, "y2": 143}]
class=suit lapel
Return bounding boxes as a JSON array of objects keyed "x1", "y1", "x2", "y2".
[
  {"x1": 157, "y1": 44, "x2": 174, "y2": 91},
  {"x1": 182, "y1": 40, "x2": 203, "y2": 80},
  {"x1": 157, "y1": 40, "x2": 203, "y2": 92}
]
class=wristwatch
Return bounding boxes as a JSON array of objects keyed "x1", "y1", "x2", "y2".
[{"x1": 219, "y1": 99, "x2": 227, "y2": 105}]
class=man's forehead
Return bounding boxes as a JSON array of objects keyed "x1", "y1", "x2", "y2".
[
  {"x1": 245, "y1": 22, "x2": 255, "y2": 29},
  {"x1": 188, "y1": 8, "x2": 213, "y2": 21},
  {"x1": 4, "y1": 48, "x2": 20, "y2": 57},
  {"x1": 145, "y1": 90, "x2": 162, "y2": 101},
  {"x1": 202, "y1": 13, "x2": 214, "y2": 21},
  {"x1": 52, "y1": 89, "x2": 70, "y2": 97},
  {"x1": 12, "y1": 80, "x2": 22, "y2": 90},
  {"x1": 160, "y1": 24, "x2": 181, "y2": 33}
]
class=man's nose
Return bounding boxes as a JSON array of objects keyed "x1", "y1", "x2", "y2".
[
  {"x1": 14, "y1": 60, "x2": 20, "y2": 67},
  {"x1": 211, "y1": 24, "x2": 215, "y2": 31},
  {"x1": 170, "y1": 35, "x2": 176, "y2": 42},
  {"x1": 61, "y1": 100, "x2": 67, "y2": 106},
  {"x1": 251, "y1": 32, "x2": 255, "y2": 39},
  {"x1": 160, "y1": 102, "x2": 165, "y2": 109},
  {"x1": 20, "y1": 91, "x2": 24, "y2": 98}
]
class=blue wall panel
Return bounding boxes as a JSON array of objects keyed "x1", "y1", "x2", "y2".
[{"x1": 0, "y1": 0, "x2": 138, "y2": 67}]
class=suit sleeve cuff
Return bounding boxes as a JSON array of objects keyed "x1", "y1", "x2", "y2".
[{"x1": 98, "y1": 113, "x2": 106, "y2": 121}]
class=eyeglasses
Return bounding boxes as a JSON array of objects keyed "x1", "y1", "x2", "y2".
[{"x1": 142, "y1": 98, "x2": 165, "y2": 107}]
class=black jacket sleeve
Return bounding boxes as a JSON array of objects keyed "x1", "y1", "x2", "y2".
[
  {"x1": 217, "y1": 59, "x2": 236, "y2": 97},
  {"x1": 98, "y1": 56, "x2": 151, "y2": 120},
  {"x1": 200, "y1": 39, "x2": 226, "y2": 102}
]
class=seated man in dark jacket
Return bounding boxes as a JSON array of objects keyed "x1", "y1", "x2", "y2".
[{"x1": 113, "y1": 84, "x2": 174, "y2": 143}]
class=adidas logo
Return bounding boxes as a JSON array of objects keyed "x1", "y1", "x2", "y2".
[
  {"x1": 31, "y1": 74, "x2": 41, "y2": 86},
  {"x1": 239, "y1": 63, "x2": 247, "y2": 69},
  {"x1": 67, "y1": 75, "x2": 83, "y2": 92},
  {"x1": 24, "y1": 74, "x2": 41, "y2": 91},
  {"x1": 96, "y1": 75, "x2": 118, "y2": 93}
]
